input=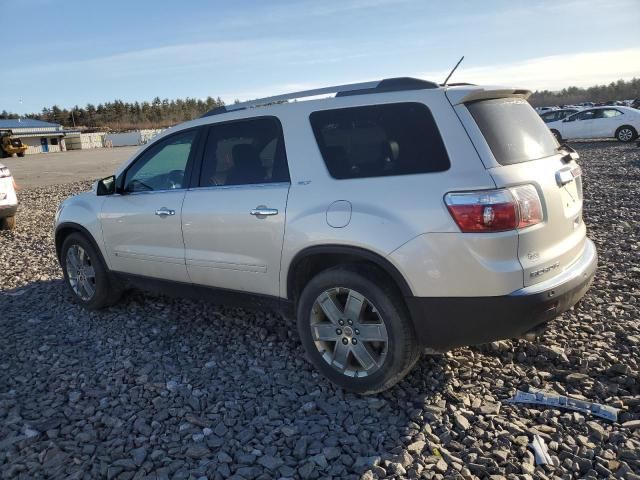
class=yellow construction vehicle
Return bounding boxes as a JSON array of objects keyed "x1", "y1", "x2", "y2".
[{"x1": 0, "y1": 130, "x2": 27, "y2": 158}]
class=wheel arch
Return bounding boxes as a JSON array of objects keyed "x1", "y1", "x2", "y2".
[
  {"x1": 615, "y1": 124, "x2": 637, "y2": 141},
  {"x1": 286, "y1": 245, "x2": 413, "y2": 302},
  {"x1": 55, "y1": 222, "x2": 108, "y2": 268},
  {"x1": 550, "y1": 129, "x2": 562, "y2": 141}
]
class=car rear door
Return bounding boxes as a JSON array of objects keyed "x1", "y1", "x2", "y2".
[
  {"x1": 100, "y1": 128, "x2": 201, "y2": 282},
  {"x1": 181, "y1": 117, "x2": 290, "y2": 297},
  {"x1": 592, "y1": 108, "x2": 622, "y2": 137},
  {"x1": 562, "y1": 109, "x2": 597, "y2": 139}
]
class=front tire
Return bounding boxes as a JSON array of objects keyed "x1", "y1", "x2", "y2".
[
  {"x1": 296, "y1": 265, "x2": 419, "y2": 394},
  {"x1": 17, "y1": 152, "x2": 25, "y2": 158},
  {"x1": 0, "y1": 215, "x2": 16, "y2": 230},
  {"x1": 615, "y1": 125, "x2": 637, "y2": 142},
  {"x1": 61, "y1": 232, "x2": 122, "y2": 309}
]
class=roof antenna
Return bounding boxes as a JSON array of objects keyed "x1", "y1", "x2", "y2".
[{"x1": 442, "y1": 56, "x2": 464, "y2": 86}]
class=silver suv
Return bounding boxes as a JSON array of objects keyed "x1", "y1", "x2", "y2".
[{"x1": 55, "y1": 78, "x2": 597, "y2": 394}]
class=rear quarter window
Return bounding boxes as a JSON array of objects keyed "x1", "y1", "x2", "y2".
[
  {"x1": 309, "y1": 102, "x2": 450, "y2": 179},
  {"x1": 467, "y1": 98, "x2": 558, "y2": 165}
]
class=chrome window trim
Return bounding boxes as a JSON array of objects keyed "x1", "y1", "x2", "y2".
[
  {"x1": 111, "y1": 188, "x2": 187, "y2": 197},
  {"x1": 186, "y1": 181, "x2": 291, "y2": 192}
]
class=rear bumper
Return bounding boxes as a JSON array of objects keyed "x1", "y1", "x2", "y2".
[
  {"x1": 406, "y1": 239, "x2": 597, "y2": 350},
  {"x1": 0, "y1": 203, "x2": 17, "y2": 218}
]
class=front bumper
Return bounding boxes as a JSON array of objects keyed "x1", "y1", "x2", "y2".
[
  {"x1": 0, "y1": 203, "x2": 17, "y2": 219},
  {"x1": 406, "y1": 239, "x2": 598, "y2": 350}
]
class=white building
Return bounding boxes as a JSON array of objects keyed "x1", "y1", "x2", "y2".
[{"x1": 0, "y1": 119, "x2": 78, "y2": 155}]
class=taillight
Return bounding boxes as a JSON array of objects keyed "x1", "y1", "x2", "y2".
[
  {"x1": 445, "y1": 185, "x2": 543, "y2": 233},
  {"x1": 0, "y1": 167, "x2": 11, "y2": 178}
]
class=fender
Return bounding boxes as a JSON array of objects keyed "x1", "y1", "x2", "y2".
[
  {"x1": 54, "y1": 222, "x2": 109, "y2": 269},
  {"x1": 287, "y1": 244, "x2": 413, "y2": 299}
]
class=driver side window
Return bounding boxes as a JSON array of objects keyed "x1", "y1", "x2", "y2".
[{"x1": 124, "y1": 130, "x2": 197, "y2": 192}]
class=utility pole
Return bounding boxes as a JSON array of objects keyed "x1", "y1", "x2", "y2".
[{"x1": 71, "y1": 110, "x2": 76, "y2": 128}]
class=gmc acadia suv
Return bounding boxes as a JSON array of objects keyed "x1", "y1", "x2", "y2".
[{"x1": 54, "y1": 78, "x2": 597, "y2": 393}]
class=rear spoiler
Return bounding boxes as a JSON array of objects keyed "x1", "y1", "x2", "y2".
[{"x1": 445, "y1": 87, "x2": 532, "y2": 106}]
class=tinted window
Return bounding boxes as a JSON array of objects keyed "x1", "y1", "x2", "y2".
[
  {"x1": 199, "y1": 117, "x2": 289, "y2": 187},
  {"x1": 467, "y1": 98, "x2": 558, "y2": 165},
  {"x1": 600, "y1": 109, "x2": 622, "y2": 118},
  {"x1": 558, "y1": 110, "x2": 577, "y2": 120},
  {"x1": 576, "y1": 110, "x2": 597, "y2": 121},
  {"x1": 309, "y1": 103, "x2": 450, "y2": 179},
  {"x1": 540, "y1": 111, "x2": 557, "y2": 123},
  {"x1": 124, "y1": 130, "x2": 197, "y2": 192}
]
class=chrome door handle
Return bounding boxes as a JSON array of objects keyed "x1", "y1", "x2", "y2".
[
  {"x1": 155, "y1": 207, "x2": 175, "y2": 217},
  {"x1": 250, "y1": 206, "x2": 278, "y2": 217}
]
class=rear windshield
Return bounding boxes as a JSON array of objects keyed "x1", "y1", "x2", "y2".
[{"x1": 467, "y1": 98, "x2": 558, "y2": 165}]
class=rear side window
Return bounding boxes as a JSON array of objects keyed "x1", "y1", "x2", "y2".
[
  {"x1": 467, "y1": 98, "x2": 558, "y2": 165},
  {"x1": 309, "y1": 103, "x2": 450, "y2": 179},
  {"x1": 199, "y1": 117, "x2": 290, "y2": 187}
]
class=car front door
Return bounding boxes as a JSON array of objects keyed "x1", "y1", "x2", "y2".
[
  {"x1": 100, "y1": 128, "x2": 201, "y2": 282},
  {"x1": 561, "y1": 109, "x2": 597, "y2": 139},
  {"x1": 181, "y1": 117, "x2": 291, "y2": 297}
]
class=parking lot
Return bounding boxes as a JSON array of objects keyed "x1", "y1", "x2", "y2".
[
  {"x1": 1, "y1": 143, "x2": 639, "y2": 479},
  {"x1": 2, "y1": 147, "x2": 138, "y2": 188}
]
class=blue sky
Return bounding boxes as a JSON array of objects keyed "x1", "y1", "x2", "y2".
[{"x1": 2, "y1": 0, "x2": 640, "y2": 113}]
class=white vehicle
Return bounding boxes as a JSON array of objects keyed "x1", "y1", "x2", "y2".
[
  {"x1": 547, "y1": 106, "x2": 640, "y2": 142},
  {"x1": 0, "y1": 163, "x2": 18, "y2": 230},
  {"x1": 539, "y1": 108, "x2": 579, "y2": 124},
  {"x1": 55, "y1": 78, "x2": 597, "y2": 393}
]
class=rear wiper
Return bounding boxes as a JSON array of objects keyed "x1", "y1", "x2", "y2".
[{"x1": 557, "y1": 144, "x2": 579, "y2": 162}]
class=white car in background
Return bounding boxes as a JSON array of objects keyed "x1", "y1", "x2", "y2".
[
  {"x1": 0, "y1": 163, "x2": 18, "y2": 230},
  {"x1": 539, "y1": 108, "x2": 579, "y2": 123},
  {"x1": 547, "y1": 106, "x2": 640, "y2": 142}
]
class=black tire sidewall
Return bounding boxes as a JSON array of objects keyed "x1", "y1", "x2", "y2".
[
  {"x1": 60, "y1": 232, "x2": 114, "y2": 309},
  {"x1": 0, "y1": 216, "x2": 16, "y2": 230},
  {"x1": 296, "y1": 266, "x2": 417, "y2": 394}
]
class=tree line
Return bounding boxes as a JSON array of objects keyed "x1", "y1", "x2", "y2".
[
  {"x1": 528, "y1": 78, "x2": 639, "y2": 107},
  {"x1": 0, "y1": 96, "x2": 225, "y2": 131},
  {"x1": 1, "y1": 78, "x2": 639, "y2": 129}
]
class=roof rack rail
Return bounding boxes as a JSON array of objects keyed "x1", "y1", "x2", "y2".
[
  {"x1": 200, "y1": 77, "x2": 438, "y2": 117},
  {"x1": 442, "y1": 82, "x2": 476, "y2": 87}
]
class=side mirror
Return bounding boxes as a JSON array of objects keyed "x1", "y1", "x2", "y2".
[{"x1": 97, "y1": 175, "x2": 116, "y2": 196}]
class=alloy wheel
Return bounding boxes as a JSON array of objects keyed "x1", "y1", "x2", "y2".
[
  {"x1": 66, "y1": 244, "x2": 96, "y2": 301},
  {"x1": 310, "y1": 287, "x2": 388, "y2": 377},
  {"x1": 618, "y1": 128, "x2": 633, "y2": 142}
]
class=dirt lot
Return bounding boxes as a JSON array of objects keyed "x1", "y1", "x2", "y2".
[
  {"x1": 2, "y1": 147, "x2": 138, "y2": 187},
  {"x1": 0, "y1": 142, "x2": 639, "y2": 479}
]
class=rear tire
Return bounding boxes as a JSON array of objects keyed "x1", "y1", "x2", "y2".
[
  {"x1": 61, "y1": 232, "x2": 122, "y2": 309},
  {"x1": 615, "y1": 125, "x2": 637, "y2": 142},
  {"x1": 0, "y1": 215, "x2": 16, "y2": 230},
  {"x1": 17, "y1": 152, "x2": 25, "y2": 158},
  {"x1": 296, "y1": 265, "x2": 419, "y2": 394},
  {"x1": 551, "y1": 129, "x2": 562, "y2": 142}
]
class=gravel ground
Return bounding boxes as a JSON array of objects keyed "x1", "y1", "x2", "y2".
[{"x1": 1, "y1": 141, "x2": 639, "y2": 479}]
